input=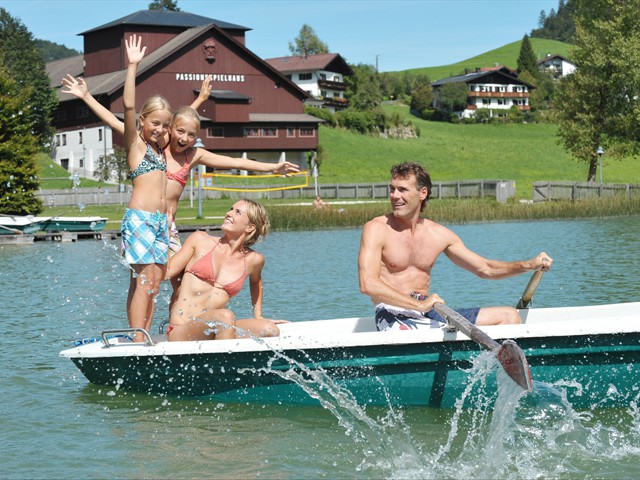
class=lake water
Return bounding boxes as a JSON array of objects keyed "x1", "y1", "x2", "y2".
[{"x1": 1, "y1": 216, "x2": 639, "y2": 479}]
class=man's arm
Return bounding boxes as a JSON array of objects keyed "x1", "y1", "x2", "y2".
[
  {"x1": 444, "y1": 234, "x2": 553, "y2": 279},
  {"x1": 358, "y1": 220, "x2": 442, "y2": 312}
]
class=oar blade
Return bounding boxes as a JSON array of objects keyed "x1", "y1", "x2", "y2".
[{"x1": 495, "y1": 339, "x2": 533, "y2": 392}]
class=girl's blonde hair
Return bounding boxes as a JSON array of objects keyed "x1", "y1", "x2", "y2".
[
  {"x1": 172, "y1": 106, "x2": 201, "y2": 131},
  {"x1": 242, "y1": 198, "x2": 270, "y2": 247},
  {"x1": 138, "y1": 95, "x2": 172, "y2": 130}
]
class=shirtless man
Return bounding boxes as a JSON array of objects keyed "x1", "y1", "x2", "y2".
[{"x1": 358, "y1": 162, "x2": 553, "y2": 331}]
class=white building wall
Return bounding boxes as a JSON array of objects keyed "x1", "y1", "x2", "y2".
[{"x1": 52, "y1": 126, "x2": 114, "y2": 179}]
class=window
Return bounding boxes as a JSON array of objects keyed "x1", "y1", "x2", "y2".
[
  {"x1": 79, "y1": 132, "x2": 83, "y2": 144},
  {"x1": 62, "y1": 134, "x2": 67, "y2": 146},
  {"x1": 98, "y1": 129, "x2": 103, "y2": 142},
  {"x1": 61, "y1": 159, "x2": 69, "y2": 170},
  {"x1": 299, "y1": 128, "x2": 315, "y2": 137},
  {"x1": 287, "y1": 127, "x2": 296, "y2": 137},
  {"x1": 299, "y1": 73, "x2": 312, "y2": 81},
  {"x1": 56, "y1": 135, "x2": 60, "y2": 147},
  {"x1": 319, "y1": 73, "x2": 327, "y2": 80},
  {"x1": 207, "y1": 127, "x2": 224, "y2": 138},
  {"x1": 320, "y1": 90, "x2": 328, "y2": 98},
  {"x1": 244, "y1": 128, "x2": 260, "y2": 137},
  {"x1": 262, "y1": 127, "x2": 277, "y2": 137},
  {"x1": 77, "y1": 106, "x2": 90, "y2": 119},
  {"x1": 79, "y1": 159, "x2": 84, "y2": 168}
]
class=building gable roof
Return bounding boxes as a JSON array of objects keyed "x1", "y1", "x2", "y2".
[
  {"x1": 537, "y1": 54, "x2": 575, "y2": 66},
  {"x1": 265, "y1": 53, "x2": 354, "y2": 76},
  {"x1": 52, "y1": 22, "x2": 308, "y2": 102},
  {"x1": 80, "y1": 9, "x2": 250, "y2": 35},
  {"x1": 432, "y1": 67, "x2": 534, "y2": 89}
]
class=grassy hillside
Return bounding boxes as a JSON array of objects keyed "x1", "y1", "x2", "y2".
[
  {"x1": 317, "y1": 104, "x2": 640, "y2": 198},
  {"x1": 396, "y1": 38, "x2": 573, "y2": 82}
]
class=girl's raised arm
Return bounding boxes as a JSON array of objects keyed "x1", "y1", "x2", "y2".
[
  {"x1": 61, "y1": 74, "x2": 125, "y2": 134},
  {"x1": 123, "y1": 34, "x2": 146, "y2": 152}
]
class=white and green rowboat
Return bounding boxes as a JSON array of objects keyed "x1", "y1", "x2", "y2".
[{"x1": 60, "y1": 300, "x2": 640, "y2": 409}]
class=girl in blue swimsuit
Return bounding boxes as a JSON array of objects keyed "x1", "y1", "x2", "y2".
[{"x1": 122, "y1": 34, "x2": 173, "y2": 342}]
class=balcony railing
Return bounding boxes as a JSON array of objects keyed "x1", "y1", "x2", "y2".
[
  {"x1": 318, "y1": 79, "x2": 347, "y2": 91},
  {"x1": 322, "y1": 97, "x2": 349, "y2": 108},
  {"x1": 468, "y1": 91, "x2": 529, "y2": 98}
]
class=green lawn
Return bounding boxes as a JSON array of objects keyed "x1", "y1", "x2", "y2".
[
  {"x1": 393, "y1": 38, "x2": 573, "y2": 81},
  {"x1": 317, "y1": 104, "x2": 640, "y2": 198}
]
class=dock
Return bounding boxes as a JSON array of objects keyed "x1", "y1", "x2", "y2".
[{"x1": 0, "y1": 224, "x2": 220, "y2": 246}]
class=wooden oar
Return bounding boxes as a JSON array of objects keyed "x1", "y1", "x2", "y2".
[
  {"x1": 433, "y1": 302, "x2": 533, "y2": 392},
  {"x1": 516, "y1": 270, "x2": 544, "y2": 309}
]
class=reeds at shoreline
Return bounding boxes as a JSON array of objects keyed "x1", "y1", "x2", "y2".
[{"x1": 267, "y1": 197, "x2": 640, "y2": 230}]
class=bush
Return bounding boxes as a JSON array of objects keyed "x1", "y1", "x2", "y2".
[{"x1": 304, "y1": 106, "x2": 337, "y2": 127}]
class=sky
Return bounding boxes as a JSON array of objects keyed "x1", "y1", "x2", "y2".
[{"x1": 1, "y1": 0, "x2": 560, "y2": 72}]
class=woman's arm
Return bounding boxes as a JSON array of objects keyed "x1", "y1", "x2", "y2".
[
  {"x1": 165, "y1": 231, "x2": 208, "y2": 280},
  {"x1": 61, "y1": 75, "x2": 125, "y2": 134},
  {"x1": 248, "y1": 253, "x2": 266, "y2": 319}
]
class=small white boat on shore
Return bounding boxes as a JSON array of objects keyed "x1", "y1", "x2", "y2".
[
  {"x1": 34, "y1": 216, "x2": 108, "y2": 232},
  {"x1": 0, "y1": 215, "x2": 50, "y2": 235}
]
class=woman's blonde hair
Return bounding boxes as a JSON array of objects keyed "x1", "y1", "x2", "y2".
[
  {"x1": 242, "y1": 198, "x2": 270, "y2": 247},
  {"x1": 172, "y1": 106, "x2": 201, "y2": 131},
  {"x1": 138, "y1": 95, "x2": 172, "y2": 130}
]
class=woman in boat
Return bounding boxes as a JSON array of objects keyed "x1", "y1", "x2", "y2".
[{"x1": 165, "y1": 198, "x2": 284, "y2": 341}]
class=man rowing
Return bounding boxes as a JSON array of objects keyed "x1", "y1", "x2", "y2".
[{"x1": 358, "y1": 162, "x2": 553, "y2": 331}]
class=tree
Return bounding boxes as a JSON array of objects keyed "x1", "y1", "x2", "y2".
[
  {"x1": 148, "y1": 0, "x2": 180, "y2": 11},
  {"x1": 288, "y1": 25, "x2": 329, "y2": 57},
  {"x1": 345, "y1": 63, "x2": 383, "y2": 111},
  {"x1": 0, "y1": 67, "x2": 43, "y2": 214},
  {"x1": 517, "y1": 34, "x2": 538, "y2": 79},
  {"x1": 34, "y1": 39, "x2": 81, "y2": 63},
  {"x1": 554, "y1": 0, "x2": 640, "y2": 182},
  {"x1": 409, "y1": 76, "x2": 433, "y2": 113},
  {"x1": 94, "y1": 145, "x2": 129, "y2": 191},
  {"x1": 435, "y1": 83, "x2": 468, "y2": 113},
  {"x1": 0, "y1": 8, "x2": 58, "y2": 149},
  {"x1": 531, "y1": 0, "x2": 576, "y2": 43}
]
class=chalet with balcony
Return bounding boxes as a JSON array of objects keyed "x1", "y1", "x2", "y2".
[
  {"x1": 432, "y1": 66, "x2": 534, "y2": 118},
  {"x1": 537, "y1": 53, "x2": 576, "y2": 79},
  {"x1": 46, "y1": 10, "x2": 321, "y2": 179},
  {"x1": 265, "y1": 54, "x2": 353, "y2": 113}
]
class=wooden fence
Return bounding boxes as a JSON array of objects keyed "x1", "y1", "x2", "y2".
[
  {"x1": 533, "y1": 181, "x2": 640, "y2": 202},
  {"x1": 36, "y1": 179, "x2": 516, "y2": 207}
]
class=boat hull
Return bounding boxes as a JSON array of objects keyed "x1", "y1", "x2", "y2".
[
  {"x1": 62, "y1": 303, "x2": 640, "y2": 409},
  {"x1": 40, "y1": 217, "x2": 107, "y2": 232}
]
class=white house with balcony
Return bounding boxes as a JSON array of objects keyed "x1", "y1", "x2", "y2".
[
  {"x1": 537, "y1": 53, "x2": 576, "y2": 79},
  {"x1": 432, "y1": 66, "x2": 535, "y2": 118},
  {"x1": 265, "y1": 54, "x2": 353, "y2": 113}
]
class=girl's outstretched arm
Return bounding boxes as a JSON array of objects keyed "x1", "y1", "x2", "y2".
[
  {"x1": 61, "y1": 74, "x2": 124, "y2": 134},
  {"x1": 123, "y1": 34, "x2": 146, "y2": 153}
]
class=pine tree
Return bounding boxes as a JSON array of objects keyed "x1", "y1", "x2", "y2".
[
  {"x1": 517, "y1": 34, "x2": 538, "y2": 79},
  {"x1": 0, "y1": 68, "x2": 43, "y2": 214}
]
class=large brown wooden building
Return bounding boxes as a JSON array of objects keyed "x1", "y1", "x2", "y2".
[{"x1": 47, "y1": 10, "x2": 321, "y2": 178}]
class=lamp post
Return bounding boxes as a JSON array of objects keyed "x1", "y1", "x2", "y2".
[
  {"x1": 194, "y1": 138, "x2": 205, "y2": 218},
  {"x1": 597, "y1": 146, "x2": 604, "y2": 184}
]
